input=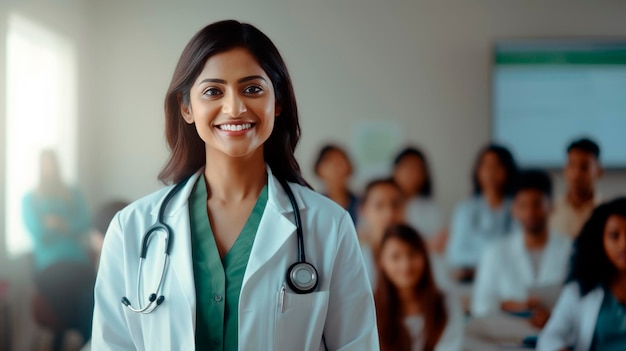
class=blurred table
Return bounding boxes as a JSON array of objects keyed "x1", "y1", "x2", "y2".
[{"x1": 464, "y1": 313, "x2": 539, "y2": 351}]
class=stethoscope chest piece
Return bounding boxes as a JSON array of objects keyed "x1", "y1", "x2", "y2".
[{"x1": 287, "y1": 261, "x2": 319, "y2": 294}]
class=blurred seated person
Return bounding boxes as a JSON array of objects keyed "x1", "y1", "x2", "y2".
[
  {"x1": 22, "y1": 149, "x2": 94, "y2": 348},
  {"x1": 359, "y1": 179, "x2": 451, "y2": 291},
  {"x1": 446, "y1": 144, "x2": 518, "y2": 282},
  {"x1": 471, "y1": 170, "x2": 572, "y2": 330},
  {"x1": 538, "y1": 198, "x2": 626, "y2": 351},
  {"x1": 314, "y1": 144, "x2": 358, "y2": 223},
  {"x1": 550, "y1": 138, "x2": 603, "y2": 239},
  {"x1": 375, "y1": 224, "x2": 464, "y2": 351},
  {"x1": 359, "y1": 178, "x2": 406, "y2": 287},
  {"x1": 392, "y1": 147, "x2": 446, "y2": 254}
]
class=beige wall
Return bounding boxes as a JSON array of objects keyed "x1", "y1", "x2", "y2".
[
  {"x1": 1, "y1": 1, "x2": 626, "y2": 254},
  {"x1": 80, "y1": 0, "x2": 626, "y2": 217}
]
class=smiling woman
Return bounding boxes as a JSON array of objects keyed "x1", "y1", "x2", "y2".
[
  {"x1": 179, "y1": 48, "x2": 278, "y2": 163},
  {"x1": 91, "y1": 20, "x2": 379, "y2": 351}
]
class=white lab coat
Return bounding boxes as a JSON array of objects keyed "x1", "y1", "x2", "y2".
[
  {"x1": 537, "y1": 283, "x2": 604, "y2": 351},
  {"x1": 91, "y1": 167, "x2": 379, "y2": 350},
  {"x1": 471, "y1": 231, "x2": 572, "y2": 317}
]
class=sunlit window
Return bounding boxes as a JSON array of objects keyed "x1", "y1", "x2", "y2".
[{"x1": 4, "y1": 13, "x2": 77, "y2": 257}]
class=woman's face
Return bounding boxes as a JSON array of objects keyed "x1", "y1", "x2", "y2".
[
  {"x1": 317, "y1": 150, "x2": 351, "y2": 188},
  {"x1": 181, "y1": 47, "x2": 280, "y2": 158},
  {"x1": 393, "y1": 155, "x2": 426, "y2": 197},
  {"x1": 361, "y1": 184, "x2": 405, "y2": 240},
  {"x1": 603, "y1": 214, "x2": 626, "y2": 272},
  {"x1": 379, "y1": 238, "x2": 425, "y2": 290},
  {"x1": 477, "y1": 151, "x2": 507, "y2": 194}
]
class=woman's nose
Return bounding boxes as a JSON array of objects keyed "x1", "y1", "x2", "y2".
[{"x1": 222, "y1": 92, "x2": 247, "y2": 117}]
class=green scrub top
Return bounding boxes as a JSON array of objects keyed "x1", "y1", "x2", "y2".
[
  {"x1": 591, "y1": 288, "x2": 626, "y2": 351},
  {"x1": 189, "y1": 175, "x2": 268, "y2": 351}
]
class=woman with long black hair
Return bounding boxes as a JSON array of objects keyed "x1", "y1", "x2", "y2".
[
  {"x1": 445, "y1": 144, "x2": 518, "y2": 282},
  {"x1": 91, "y1": 20, "x2": 377, "y2": 350},
  {"x1": 538, "y1": 197, "x2": 626, "y2": 351}
]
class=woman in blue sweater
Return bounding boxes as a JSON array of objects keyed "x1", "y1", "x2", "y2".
[{"x1": 22, "y1": 149, "x2": 93, "y2": 349}]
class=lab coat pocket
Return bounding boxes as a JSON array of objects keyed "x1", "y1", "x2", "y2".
[{"x1": 274, "y1": 289, "x2": 330, "y2": 351}]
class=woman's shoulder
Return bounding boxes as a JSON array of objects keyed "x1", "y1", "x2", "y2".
[
  {"x1": 114, "y1": 185, "x2": 176, "y2": 223},
  {"x1": 559, "y1": 281, "x2": 602, "y2": 303},
  {"x1": 290, "y1": 182, "x2": 351, "y2": 221}
]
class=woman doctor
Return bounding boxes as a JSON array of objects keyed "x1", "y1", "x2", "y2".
[
  {"x1": 538, "y1": 197, "x2": 626, "y2": 351},
  {"x1": 91, "y1": 20, "x2": 378, "y2": 351}
]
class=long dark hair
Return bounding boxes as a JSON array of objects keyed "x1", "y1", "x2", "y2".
[
  {"x1": 393, "y1": 146, "x2": 433, "y2": 197},
  {"x1": 568, "y1": 197, "x2": 626, "y2": 296},
  {"x1": 374, "y1": 224, "x2": 448, "y2": 351},
  {"x1": 159, "y1": 20, "x2": 308, "y2": 187},
  {"x1": 472, "y1": 144, "x2": 518, "y2": 196}
]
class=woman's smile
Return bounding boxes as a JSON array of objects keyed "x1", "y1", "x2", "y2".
[{"x1": 214, "y1": 121, "x2": 257, "y2": 136}]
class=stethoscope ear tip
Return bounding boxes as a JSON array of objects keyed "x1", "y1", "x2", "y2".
[
  {"x1": 156, "y1": 296, "x2": 165, "y2": 305},
  {"x1": 121, "y1": 297, "x2": 131, "y2": 306},
  {"x1": 149, "y1": 293, "x2": 157, "y2": 302}
]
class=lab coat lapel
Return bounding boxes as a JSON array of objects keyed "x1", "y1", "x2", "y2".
[
  {"x1": 150, "y1": 170, "x2": 203, "y2": 312},
  {"x1": 536, "y1": 232, "x2": 565, "y2": 284},
  {"x1": 243, "y1": 167, "x2": 300, "y2": 286},
  {"x1": 579, "y1": 287, "x2": 604, "y2": 351},
  {"x1": 145, "y1": 166, "x2": 303, "y2": 315},
  {"x1": 512, "y1": 233, "x2": 535, "y2": 286}
]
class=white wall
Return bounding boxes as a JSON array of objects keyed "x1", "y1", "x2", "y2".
[
  {"x1": 2, "y1": 0, "x2": 626, "y2": 245},
  {"x1": 80, "y1": 0, "x2": 626, "y2": 220}
]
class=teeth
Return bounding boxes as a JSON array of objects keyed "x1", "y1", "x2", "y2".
[{"x1": 219, "y1": 123, "x2": 252, "y2": 131}]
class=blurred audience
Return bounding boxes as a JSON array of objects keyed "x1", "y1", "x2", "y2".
[
  {"x1": 550, "y1": 138, "x2": 603, "y2": 239},
  {"x1": 375, "y1": 224, "x2": 463, "y2": 351},
  {"x1": 21, "y1": 149, "x2": 94, "y2": 350},
  {"x1": 358, "y1": 178, "x2": 406, "y2": 287},
  {"x1": 539, "y1": 197, "x2": 626, "y2": 351},
  {"x1": 314, "y1": 144, "x2": 359, "y2": 223},
  {"x1": 392, "y1": 147, "x2": 446, "y2": 254},
  {"x1": 446, "y1": 144, "x2": 518, "y2": 282},
  {"x1": 471, "y1": 170, "x2": 571, "y2": 330}
]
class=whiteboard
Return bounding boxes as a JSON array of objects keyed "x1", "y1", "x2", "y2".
[{"x1": 492, "y1": 40, "x2": 626, "y2": 168}]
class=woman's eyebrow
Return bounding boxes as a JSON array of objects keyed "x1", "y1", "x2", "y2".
[
  {"x1": 237, "y1": 75, "x2": 267, "y2": 83},
  {"x1": 198, "y1": 75, "x2": 267, "y2": 85}
]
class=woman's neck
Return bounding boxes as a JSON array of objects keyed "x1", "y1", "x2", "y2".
[
  {"x1": 204, "y1": 147, "x2": 267, "y2": 202},
  {"x1": 483, "y1": 189, "x2": 504, "y2": 209},
  {"x1": 397, "y1": 286, "x2": 421, "y2": 315},
  {"x1": 365, "y1": 228, "x2": 385, "y2": 249},
  {"x1": 610, "y1": 272, "x2": 626, "y2": 303},
  {"x1": 327, "y1": 186, "x2": 350, "y2": 209}
]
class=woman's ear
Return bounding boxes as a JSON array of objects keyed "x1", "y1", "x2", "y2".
[
  {"x1": 180, "y1": 103, "x2": 194, "y2": 124},
  {"x1": 179, "y1": 93, "x2": 194, "y2": 124},
  {"x1": 275, "y1": 101, "x2": 282, "y2": 117}
]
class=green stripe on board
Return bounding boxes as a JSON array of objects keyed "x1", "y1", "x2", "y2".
[{"x1": 495, "y1": 50, "x2": 626, "y2": 65}]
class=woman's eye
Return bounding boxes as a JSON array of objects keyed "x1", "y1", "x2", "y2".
[
  {"x1": 244, "y1": 85, "x2": 263, "y2": 94},
  {"x1": 203, "y1": 88, "x2": 222, "y2": 96}
]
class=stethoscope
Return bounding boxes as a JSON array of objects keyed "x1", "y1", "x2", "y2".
[{"x1": 122, "y1": 177, "x2": 319, "y2": 314}]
